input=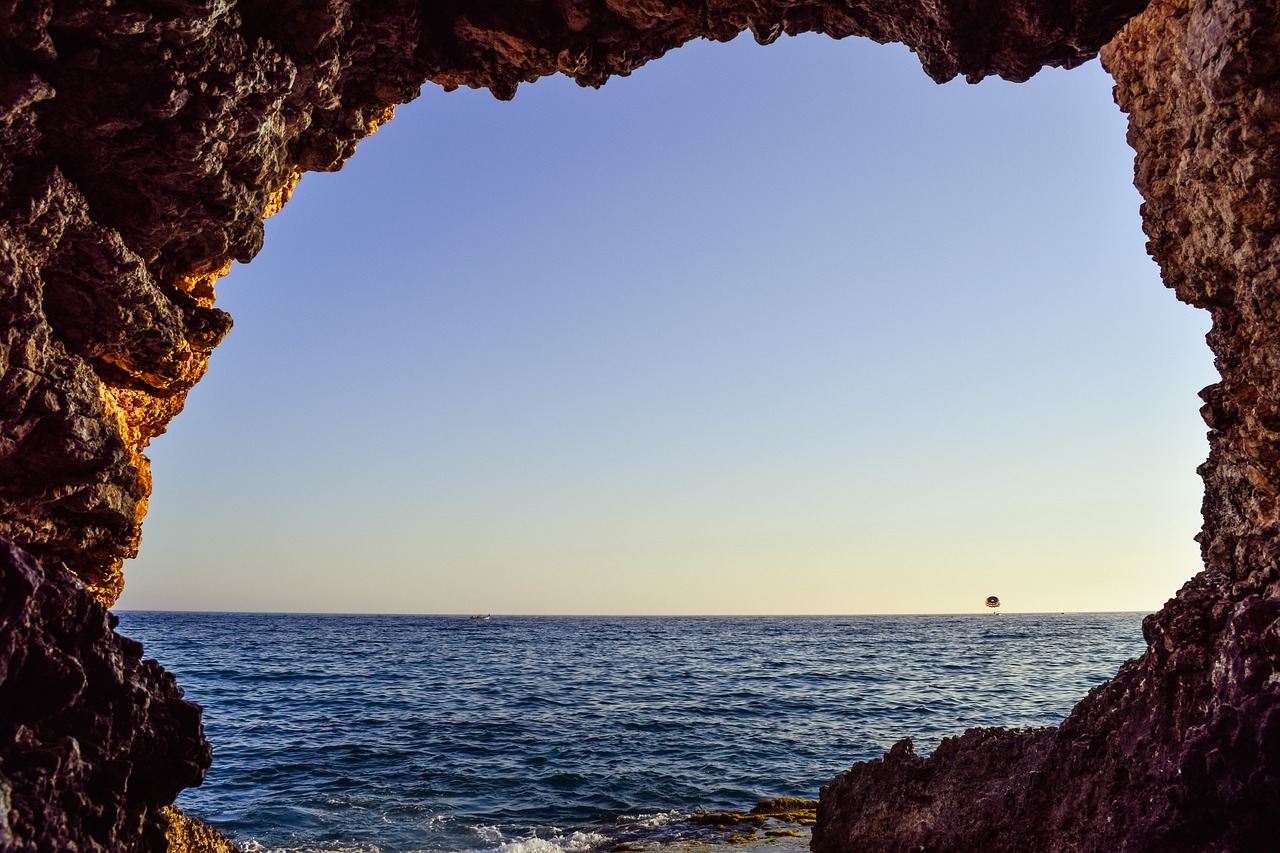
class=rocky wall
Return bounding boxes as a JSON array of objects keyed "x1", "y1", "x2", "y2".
[{"x1": 0, "y1": 537, "x2": 210, "y2": 852}]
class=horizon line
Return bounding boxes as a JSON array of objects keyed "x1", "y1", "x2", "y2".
[{"x1": 112, "y1": 607, "x2": 1151, "y2": 618}]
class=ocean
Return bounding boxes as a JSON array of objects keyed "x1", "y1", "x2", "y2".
[{"x1": 114, "y1": 612, "x2": 1147, "y2": 853}]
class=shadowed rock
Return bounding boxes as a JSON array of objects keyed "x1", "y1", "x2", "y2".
[{"x1": 0, "y1": 538, "x2": 210, "y2": 851}]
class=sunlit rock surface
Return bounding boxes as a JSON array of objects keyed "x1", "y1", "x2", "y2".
[
  {"x1": 2, "y1": 0, "x2": 1275, "y2": 849},
  {"x1": 813, "y1": 0, "x2": 1280, "y2": 849}
]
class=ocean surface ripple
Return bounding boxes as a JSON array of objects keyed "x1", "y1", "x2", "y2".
[{"x1": 116, "y1": 612, "x2": 1146, "y2": 853}]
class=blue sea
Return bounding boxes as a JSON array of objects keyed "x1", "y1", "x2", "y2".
[{"x1": 115, "y1": 612, "x2": 1146, "y2": 853}]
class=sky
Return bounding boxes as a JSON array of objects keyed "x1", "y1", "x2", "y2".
[{"x1": 114, "y1": 33, "x2": 1217, "y2": 616}]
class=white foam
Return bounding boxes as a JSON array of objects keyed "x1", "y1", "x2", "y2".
[
  {"x1": 470, "y1": 823, "x2": 506, "y2": 845},
  {"x1": 237, "y1": 841, "x2": 388, "y2": 853},
  {"x1": 491, "y1": 831, "x2": 610, "y2": 853},
  {"x1": 618, "y1": 810, "x2": 685, "y2": 829},
  {"x1": 235, "y1": 835, "x2": 399, "y2": 850}
]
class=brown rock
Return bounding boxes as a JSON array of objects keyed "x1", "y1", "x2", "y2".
[{"x1": 161, "y1": 806, "x2": 240, "y2": 853}]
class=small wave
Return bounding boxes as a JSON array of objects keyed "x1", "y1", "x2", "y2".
[
  {"x1": 494, "y1": 831, "x2": 609, "y2": 853},
  {"x1": 239, "y1": 841, "x2": 389, "y2": 853},
  {"x1": 617, "y1": 810, "x2": 684, "y2": 829},
  {"x1": 454, "y1": 829, "x2": 611, "y2": 853},
  {"x1": 470, "y1": 825, "x2": 505, "y2": 846}
]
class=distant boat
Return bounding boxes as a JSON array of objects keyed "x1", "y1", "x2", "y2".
[{"x1": 470, "y1": 614, "x2": 492, "y2": 621}]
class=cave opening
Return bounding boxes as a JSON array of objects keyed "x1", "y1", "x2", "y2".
[
  {"x1": 117, "y1": 32, "x2": 1214, "y2": 618},
  {"x1": 102, "y1": 32, "x2": 1227, "y2": 846}
]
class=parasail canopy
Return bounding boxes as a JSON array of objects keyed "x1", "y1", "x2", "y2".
[{"x1": 984, "y1": 595, "x2": 1001, "y2": 608}]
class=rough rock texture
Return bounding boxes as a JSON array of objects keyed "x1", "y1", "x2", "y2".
[
  {"x1": 160, "y1": 805, "x2": 239, "y2": 853},
  {"x1": 0, "y1": 0, "x2": 1148, "y2": 606},
  {"x1": 0, "y1": 537, "x2": 210, "y2": 852},
  {"x1": 813, "y1": 0, "x2": 1280, "y2": 850},
  {"x1": 0, "y1": 0, "x2": 1274, "y2": 850}
]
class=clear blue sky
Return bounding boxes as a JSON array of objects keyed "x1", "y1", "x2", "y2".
[{"x1": 115, "y1": 33, "x2": 1216, "y2": 615}]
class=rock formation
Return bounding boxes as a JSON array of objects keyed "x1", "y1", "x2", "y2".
[
  {"x1": 0, "y1": 538, "x2": 209, "y2": 851},
  {"x1": 0, "y1": 0, "x2": 1273, "y2": 849}
]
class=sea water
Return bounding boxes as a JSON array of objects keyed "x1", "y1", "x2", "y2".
[{"x1": 115, "y1": 612, "x2": 1146, "y2": 853}]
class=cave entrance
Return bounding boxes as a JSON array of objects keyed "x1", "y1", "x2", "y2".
[
  {"x1": 120, "y1": 33, "x2": 1212, "y2": 617},
  {"x1": 109, "y1": 26, "x2": 1223, "y2": 853}
]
